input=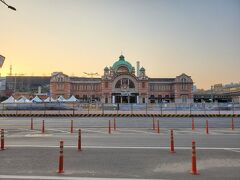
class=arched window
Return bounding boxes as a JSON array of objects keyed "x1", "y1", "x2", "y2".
[
  {"x1": 181, "y1": 78, "x2": 187, "y2": 90},
  {"x1": 115, "y1": 80, "x2": 121, "y2": 88},
  {"x1": 115, "y1": 78, "x2": 135, "y2": 89}
]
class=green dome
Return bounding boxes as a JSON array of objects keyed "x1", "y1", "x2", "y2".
[
  {"x1": 104, "y1": 66, "x2": 109, "y2": 71},
  {"x1": 140, "y1": 67, "x2": 145, "y2": 71},
  {"x1": 112, "y1": 55, "x2": 133, "y2": 72}
]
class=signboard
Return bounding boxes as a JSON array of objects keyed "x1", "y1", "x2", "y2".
[
  {"x1": 0, "y1": 55, "x2": 5, "y2": 68},
  {"x1": 121, "y1": 92, "x2": 131, "y2": 96}
]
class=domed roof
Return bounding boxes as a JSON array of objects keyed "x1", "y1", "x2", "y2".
[
  {"x1": 112, "y1": 55, "x2": 133, "y2": 72},
  {"x1": 104, "y1": 66, "x2": 109, "y2": 71},
  {"x1": 140, "y1": 67, "x2": 145, "y2": 71}
]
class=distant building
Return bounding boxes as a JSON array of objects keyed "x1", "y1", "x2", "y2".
[
  {"x1": 0, "y1": 77, "x2": 6, "y2": 95},
  {"x1": 50, "y1": 55, "x2": 193, "y2": 103},
  {"x1": 193, "y1": 82, "x2": 240, "y2": 103},
  {"x1": 5, "y1": 76, "x2": 51, "y2": 96}
]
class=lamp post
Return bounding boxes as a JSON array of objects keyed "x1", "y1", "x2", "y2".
[{"x1": 0, "y1": 0, "x2": 16, "y2": 11}]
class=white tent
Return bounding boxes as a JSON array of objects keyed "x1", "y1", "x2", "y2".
[
  {"x1": 31, "y1": 96, "x2": 42, "y2": 103},
  {"x1": 1, "y1": 96, "x2": 16, "y2": 103},
  {"x1": 44, "y1": 97, "x2": 56, "y2": 102},
  {"x1": 17, "y1": 96, "x2": 30, "y2": 103},
  {"x1": 66, "y1": 95, "x2": 79, "y2": 102},
  {"x1": 57, "y1": 95, "x2": 66, "y2": 102}
]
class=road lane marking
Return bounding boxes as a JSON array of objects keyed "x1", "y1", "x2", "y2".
[
  {"x1": 225, "y1": 149, "x2": 240, "y2": 153},
  {"x1": 6, "y1": 145, "x2": 240, "y2": 150},
  {"x1": 0, "y1": 175, "x2": 167, "y2": 180},
  {"x1": 116, "y1": 129, "x2": 157, "y2": 135},
  {"x1": 48, "y1": 128, "x2": 70, "y2": 134},
  {"x1": 83, "y1": 128, "x2": 107, "y2": 134}
]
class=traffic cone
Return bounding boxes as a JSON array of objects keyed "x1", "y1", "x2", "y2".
[
  {"x1": 57, "y1": 141, "x2": 64, "y2": 173},
  {"x1": 78, "y1": 129, "x2": 82, "y2": 151},
  {"x1": 31, "y1": 117, "x2": 33, "y2": 130},
  {"x1": 231, "y1": 118, "x2": 234, "y2": 130},
  {"x1": 108, "y1": 120, "x2": 111, "y2": 134},
  {"x1": 192, "y1": 117, "x2": 195, "y2": 131},
  {"x1": 42, "y1": 120, "x2": 45, "y2": 134},
  {"x1": 70, "y1": 120, "x2": 73, "y2": 133},
  {"x1": 206, "y1": 120, "x2": 209, "y2": 134},
  {"x1": 0, "y1": 129, "x2": 5, "y2": 150},
  {"x1": 170, "y1": 129, "x2": 175, "y2": 153},
  {"x1": 190, "y1": 140, "x2": 199, "y2": 175}
]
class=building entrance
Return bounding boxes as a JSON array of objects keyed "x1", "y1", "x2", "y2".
[{"x1": 113, "y1": 93, "x2": 138, "y2": 104}]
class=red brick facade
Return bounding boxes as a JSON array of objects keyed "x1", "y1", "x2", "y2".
[{"x1": 50, "y1": 55, "x2": 193, "y2": 103}]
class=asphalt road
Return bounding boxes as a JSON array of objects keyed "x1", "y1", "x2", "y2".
[{"x1": 0, "y1": 117, "x2": 239, "y2": 180}]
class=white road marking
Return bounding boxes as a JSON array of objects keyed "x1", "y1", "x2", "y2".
[
  {"x1": 116, "y1": 129, "x2": 157, "y2": 135},
  {"x1": 0, "y1": 175, "x2": 167, "y2": 180},
  {"x1": 6, "y1": 145, "x2": 240, "y2": 150},
  {"x1": 48, "y1": 128, "x2": 70, "y2": 134},
  {"x1": 225, "y1": 149, "x2": 240, "y2": 153},
  {"x1": 83, "y1": 128, "x2": 107, "y2": 134}
]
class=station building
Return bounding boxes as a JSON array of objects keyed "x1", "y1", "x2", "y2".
[{"x1": 50, "y1": 55, "x2": 193, "y2": 103}]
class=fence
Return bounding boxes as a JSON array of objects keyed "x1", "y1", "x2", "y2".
[{"x1": 0, "y1": 102, "x2": 239, "y2": 115}]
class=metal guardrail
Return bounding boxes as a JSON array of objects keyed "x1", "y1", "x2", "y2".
[{"x1": 0, "y1": 102, "x2": 239, "y2": 115}]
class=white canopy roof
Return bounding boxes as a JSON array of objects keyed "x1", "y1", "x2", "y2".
[
  {"x1": 66, "y1": 95, "x2": 79, "y2": 102},
  {"x1": 57, "y1": 95, "x2": 67, "y2": 102},
  {"x1": 1, "y1": 96, "x2": 16, "y2": 103},
  {"x1": 44, "y1": 97, "x2": 56, "y2": 102},
  {"x1": 31, "y1": 96, "x2": 42, "y2": 103},
  {"x1": 17, "y1": 96, "x2": 30, "y2": 103}
]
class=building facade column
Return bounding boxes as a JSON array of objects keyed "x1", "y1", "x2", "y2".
[{"x1": 112, "y1": 95, "x2": 115, "y2": 104}]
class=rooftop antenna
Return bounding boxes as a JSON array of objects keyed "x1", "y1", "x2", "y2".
[{"x1": 9, "y1": 64, "x2": 12, "y2": 76}]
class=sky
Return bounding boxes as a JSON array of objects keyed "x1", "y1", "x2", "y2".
[{"x1": 0, "y1": 0, "x2": 239, "y2": 89}]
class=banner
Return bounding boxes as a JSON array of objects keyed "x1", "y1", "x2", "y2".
[{"x1": 0, "y1": 55, "x2": 5, "y2": 68}]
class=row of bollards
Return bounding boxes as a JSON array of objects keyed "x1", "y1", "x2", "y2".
[
  {"x1": 29, "y1": 117, "x2": 236, "y2": 134},
  {"x1": 2, "y1": 117, "x2": 237, "y2": 175},
  {"x1": 57, "y1": 128, "x2": 82, "y2": 173}
]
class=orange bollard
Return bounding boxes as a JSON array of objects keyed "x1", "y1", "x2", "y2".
[
  {"x1": 42, "y1": 120, "x2": 45, "y2": 134},
  {"x1": 190, "y1": 140, "x2": 199, "y2": 175},
  {"x1": 231, "y1": 118, "x2": 234, "y2": 130},
  {"x1": 31, "y1": 117, "x2": 33, "y2": 130},
  {"x1": 206, "y1": 120, "x2": 209, "y2": 134},
  {"x1": 152, "y1": 116, "x2": 155, "y2": 130},
  {"x1": 170, "y1": 129, "x2": 175, "y2": 153},
  {"x1": 1, "y1": 129, "x2": 5, "y2": 150},
  {"x1": 108, "y1": 120, "x2": 111, "y2": 134},
  {"x1": 157, "y1": 120, "x2": 160, "y2": 134},
  {"x1": 57, "y1": 141, "x2": 64, "y2": 173},
  {"x1": 192, "y1": 117, "x2": 195, "y2": 131},
  {"x1": 70, "y1": 120, "x2": 73, "y2": 133},
  {"x1": 78, "y1": 129, "x2": 82, "y2": 151},
  {"x1": 114, "y1": 116, "x2": 116, "y2": 131}
]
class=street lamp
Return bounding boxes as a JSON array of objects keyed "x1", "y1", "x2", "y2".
[{"x1": 0, "y1": 0, "x2": 16, "y2": 11}]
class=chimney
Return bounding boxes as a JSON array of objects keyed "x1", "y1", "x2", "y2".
[{"x1": 136, "y1": 61, "x2": 140, "y2": 77}]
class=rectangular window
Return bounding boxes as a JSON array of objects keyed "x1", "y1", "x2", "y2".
[
  {"x1": 142, "y1": 97, "x2": 145, "y2": 103},
  {"x1": 105, "y1": 82, "x2": 108, "y2": 88},
  {"x1": 142, "y1": 82, "x2": 145, "y2": 88}
]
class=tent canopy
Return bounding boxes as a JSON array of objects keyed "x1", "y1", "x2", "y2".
[
  {"x1": 57, "y1": 96, "x2": 66, "y2": 102},
  {"x1": 31, "y1": 96, "x2": 42, "y2": 103},
  {"x1": 67, "y1": 95, "x2": 79, "y2": 102},
  {"x1": 1, "y1": 96, "x2": 15, "y2": 103},
  {"x1": 17, "y1": 96, "x2": 30, "y2": 103},
  {"x1": 44, "y1": 97, "x2": 56, "y2": 102}
]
